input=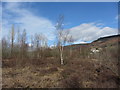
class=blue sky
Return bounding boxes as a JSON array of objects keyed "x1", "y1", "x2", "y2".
[
  {"x1": 2, "y1": 2, "x2": 118, "y2": 46},
  {"x1": 23, "y1": 2, "x2": 118, "y2": 28}
]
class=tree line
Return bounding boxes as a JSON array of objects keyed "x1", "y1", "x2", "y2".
[{"x1": 2, "y1": 15, "x2": 76, "y2": 65}]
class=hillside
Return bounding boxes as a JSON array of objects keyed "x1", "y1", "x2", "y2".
[
  {"x1": 66, "y1": 34, "x2": 120, "y2": 49},
  {"x1": 93, "y1": 34, "x2": 120, "y2": 43}
]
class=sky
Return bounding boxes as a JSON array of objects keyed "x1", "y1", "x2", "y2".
[{"x1": 2, "y1": 2, "x2": 118, "y2": 46}]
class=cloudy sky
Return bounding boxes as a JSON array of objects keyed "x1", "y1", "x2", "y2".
[{"x1": 2, "y1": 2, "x2": 118, "y2": 45}]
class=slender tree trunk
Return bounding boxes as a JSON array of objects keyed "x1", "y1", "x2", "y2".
[
  {"x1": 11, "y1": 25, "x2": 15, "y2": 58},
  {"x1": 11, "y1": 42, "x2": 13, "y2": 58},
  {"x1": 60, "y1": 46, "x2": 64, "y2": 65}
]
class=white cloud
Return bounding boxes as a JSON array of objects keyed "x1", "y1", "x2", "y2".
[
  {"x1": 73, "y1": 40, "x2": 87, "y2": 44},
  {"x1": 2, "y1": 2, "x2": 118, "y2": 45},
  {"x1": 2, "y1": 2, "x2": 55, "y2": 40},
  {"x1": 69, "y1": 23, "x2": 118, "y2": 43}
]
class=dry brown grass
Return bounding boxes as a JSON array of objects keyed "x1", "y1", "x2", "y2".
[{"x1": 2, "y1": 57, "x2": 119, "y2": 88}]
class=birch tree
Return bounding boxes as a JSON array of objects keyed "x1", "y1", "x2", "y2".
[
  {"x1": 21, "y1": 29, "x2": 27, "y2": 59},
  {"x1": 16, "y1": 28, "x2": 21, "y2": 58},
  {"x1": 17, "y1": 27, "x2": 20, "y2": 46},
  {"x1": 10, "y1": 24, "x2": 15, "y2": 58},
  {"x1": 55, "y1": 15, "x2": 69, "y2": 65},
  {"x1": 34, "y1": 33, "x2": 48, "y2": 58},
  {"x1": 34, "y1": 33, "x2": 40, "y2": 58}
]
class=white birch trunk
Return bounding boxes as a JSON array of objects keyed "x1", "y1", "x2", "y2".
[{"x1": 60, "y1": 46, "x2": 64, "y2": 65}]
